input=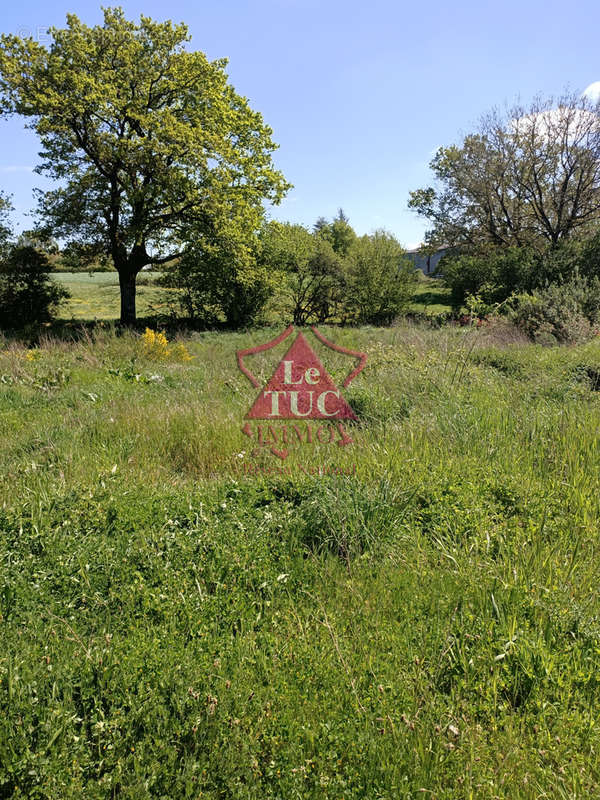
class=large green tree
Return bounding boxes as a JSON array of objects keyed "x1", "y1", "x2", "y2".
[
  {"x1": 409, "y1": 93, "x2": 600, "y2": 252},
  {"x1": 0, "y1": 8, "x2": 290, "y2": 323}
]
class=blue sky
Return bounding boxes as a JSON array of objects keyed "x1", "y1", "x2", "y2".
[{"x1": 0, "y1": 0, "x2": 599, "y2": 247}]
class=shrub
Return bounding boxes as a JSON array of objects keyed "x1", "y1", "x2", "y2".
[
  {"x1": 0, "y1": 245, "x2": 69, "y2": 328},
  {"x1": 344, "y1": 230, "x2": 417, "y2": 324},
  {"x1": 509, "y1": 273, "x2": 600, "y2": 344},
  {"x1": 163, "y1": 236, "x2": 274, "y2": 328},
  {"x1": 439, "y1": 246, "x2": 538, "y2": 309},
  {"x1": 578, "y1": 230, "x2": 600, "y2": 279}
]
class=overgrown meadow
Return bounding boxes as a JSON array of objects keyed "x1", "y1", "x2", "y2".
[{"x1": 2, "y1": 320, "x2": 600, "y2": 798}]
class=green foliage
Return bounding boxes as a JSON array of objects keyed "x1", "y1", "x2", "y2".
[
  {"x1": 345, "y1": 231, "x2": 417, "y2": 324},
  {"x1": 509, "y1": 272, "x2": 600, "y2": 343},
  {"x1": 440, "y1": 247, "x2": 539, "y2": 309},
  {"x1": 58, "y1": 242, "x2": 113, "y2": 273},
  {"x1": 409, "y1": 93, "x2": 600, "y2": 251},
  {"x1": 164, "y1": 233, "x2": 273, "y2": 327},
  {"x1": 440, "y1": 238, "x2": 600, "y2": 311},
  {"x1": 15, "y1": 228, "x2": 59, "y2": 255},
  {"x1": 0, "y1": 8, "x2": 290, "y2": 323},
  {"x1": 0, "y1": 191, "x2": 12, "y2": 256},
  {"x1": 260, "y1": 222, "x2": 345, "y2": 325},
  {"x1": 579, "y1": 230, "x2": 600, "y2": 279},
  {"x1": 259, "y1": 223, "x2": 417, "y2": 327},
  {"x1": 410, "y1": 94, "x2": 600, "y2": 323},
  {"x1": 314, "y1": 208, "x2": 357, "y2": 257},
  {"x1": 470, "y1": 348, "x2": 525, "y2": 377},
  {"x1": 0, "y1": 244, "x2": 69, "y2": 328},
  {"x1": 537, "y1": 237, "x2": 586, "y2": 284}
]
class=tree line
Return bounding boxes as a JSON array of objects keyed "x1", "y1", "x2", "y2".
[
  {"x1": 0, "y1": 8, "x2": 419, "y2": 329},
  {"x1": 165, "y1": 210, "x2": 416, "y2": 327},
  {"x1": 1, "y1": 7, "x2": 599, "y2": 339}
]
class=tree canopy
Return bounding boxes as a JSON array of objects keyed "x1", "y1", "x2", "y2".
[
  {"x1": 344, "y1": 230, "x2": 416, "y2": 324},
  {"x1": 0, "y1": 7, "x2": 290, "y2": 323},
  {"x1": 314, "y1": 208, "x2": 357, "y2": 257},
  {"x1": 409, "y1": 93, "x2": 600, "y2": 252},
  {"x1": 259, "y1": 221, "x2": 345, "y2": 325}
]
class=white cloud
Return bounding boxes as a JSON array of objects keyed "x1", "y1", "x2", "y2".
[
  {"x1": 511, "y1": 106, "x2": 600, "y2": 139},
  {"x1": 583, "y1": 82, "x2": 600, "y2": 103}
]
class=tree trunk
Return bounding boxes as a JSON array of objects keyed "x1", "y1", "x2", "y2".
[{"x1": 119, "y1": 271, "x2": 137, "y2": 325}]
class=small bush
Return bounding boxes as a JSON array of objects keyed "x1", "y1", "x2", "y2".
[
  {"x1": 0, "y1": 245, "x2": 69, "y2": 328},
  {"x1": 509, "y1": 273, "x2": 600, "y2": 344}
]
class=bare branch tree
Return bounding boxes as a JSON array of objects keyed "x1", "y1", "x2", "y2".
[{"x1": 409, "y1": 91, "x2": 600, "y2": 252}]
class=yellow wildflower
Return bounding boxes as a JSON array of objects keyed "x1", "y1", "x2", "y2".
[{"x1": 139, "y1": 328, "x2": 193, "y2": 363}]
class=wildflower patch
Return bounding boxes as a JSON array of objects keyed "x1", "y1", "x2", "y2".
[{"x1": 139, "y1": 328, "x2": 193, "y2": 363}]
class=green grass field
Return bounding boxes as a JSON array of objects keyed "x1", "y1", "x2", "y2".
[
  {"x1": 54, "y1": 272, "x2": 165, "y2": 320},
  {"x1": 2, "y1": 321, "x2": 600, "y2": 798},
  {"x1": 409, "y1": 276, "x2": 452, "y2": 316}
]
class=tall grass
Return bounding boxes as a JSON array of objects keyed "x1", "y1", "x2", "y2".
[{"x1": 1, "y1": 322, "x2": 600, "y2": 798}]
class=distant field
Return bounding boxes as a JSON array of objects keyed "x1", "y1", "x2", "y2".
[
  {"x1": 409, "y1": 276, "x2": 452, "y2": 315},
  {"x1": 54, "y1": 271, "x2": 165, "y2": 319},
  {"x1": 53, "y1": 272, "x2": 453, "y2": 322}
]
